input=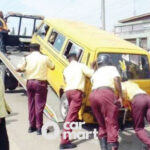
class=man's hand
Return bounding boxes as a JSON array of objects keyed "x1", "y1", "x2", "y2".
[
  {"x1": 90, "y1": 61, "x2": 97, "y2": 71},
  {"x1": 16, "y1": 68, "x2": 24, "y2": 72},
  {"x1": 114, "y1": 97, "x2": 123, "y2": 108}
]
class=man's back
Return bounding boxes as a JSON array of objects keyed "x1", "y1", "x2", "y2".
[
  {"x1": 64, "y1": 60, "x2": 93, "y2": 91},
  {"x1": 25, "y1": 52, "x2": 53, "y2": 80},
  {"x1": 122, "y1": 81, "x2": 146, "y2": 100},
  {"x1": 91, "y1": 65, "x2": 120, "y2": 90}
]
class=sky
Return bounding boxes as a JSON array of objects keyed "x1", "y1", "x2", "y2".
[{"x1": 0, "y1": 0, "x2": 150, "y2": 31}]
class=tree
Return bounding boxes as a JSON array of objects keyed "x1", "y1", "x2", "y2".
[
  {"x1": 11, "y1": 27, "x2": 15, "y2": 35},
  {"x1": 23, "y1": 27, "x2": 27, "y2": 36}
]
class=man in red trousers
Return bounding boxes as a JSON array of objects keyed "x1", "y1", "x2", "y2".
[
  {"x1": 17, "y1": 43, "x2": 55, "y2": 135},
  {"x1": 89, "y1": 54, "x2": 123, "y2": 150},
  {"x1": 122, "y1": 79, "x2": 150, "y2": 150},
  {"x1": 60, "y1": 52, "x2": 94, "y2": 149}
]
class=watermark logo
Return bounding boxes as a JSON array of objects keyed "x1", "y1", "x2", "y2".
[
  {"x1": 62, "y1": 122, "x2": 98, "y2": 140},
  {"x1": 42, "y1": 121, "x2": 98, "y2": 140},
  {"x1": 42, "y1": 120, "x2": 60, "y2": 140}
]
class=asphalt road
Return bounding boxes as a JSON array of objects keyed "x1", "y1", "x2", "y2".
[{"x1": 5, "y1": 87, "x2": 150, "y2": 150}]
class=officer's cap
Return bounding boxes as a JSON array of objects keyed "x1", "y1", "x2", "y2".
[{"x1": 97, "y1": 54, "x2": 112, "y2": 66}]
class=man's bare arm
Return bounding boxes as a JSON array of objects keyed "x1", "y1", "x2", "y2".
[
  {"x1": 16, "y1": 57, "x2": 27, "y2": 72},
  {"x1": 16, "y1": 68, "x2": 25, "y2": 72},
  {"x1": 114, "y1": 77, "x2": 123, "y2": 105}
]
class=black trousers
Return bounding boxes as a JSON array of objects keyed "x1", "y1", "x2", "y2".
[
  {"x1": 0, "y1": 32, "x2": 7, "y2": 53},
  {"x1": 0, "y1": 118, "x2": 9, "y2": 150}
]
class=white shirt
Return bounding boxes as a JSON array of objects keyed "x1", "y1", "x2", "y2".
[
  {"x1": 17, "y1": 51, "x2": 55, "y2": 81},
  {"x1": 64, "y1": 60, "x2": 94, "y2": 92},
  {"x1": 91, "y1": 66, "x2": 120, "y2": 90},
  {"x1": 122, "y1": 81, "x2": 146, "y2": 100}
]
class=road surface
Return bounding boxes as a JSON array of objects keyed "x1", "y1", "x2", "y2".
[{"x1": 5, "y1": 87, "x2": 149, "y2": 150}]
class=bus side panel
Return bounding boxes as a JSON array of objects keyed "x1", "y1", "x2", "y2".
[{"x1": 79, "y1": 50, "x2": 97, "y2": 123}]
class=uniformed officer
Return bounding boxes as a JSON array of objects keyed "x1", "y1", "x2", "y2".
[
  {"x1": 89, "y1": 54, "x2": 123, "y2": 150},
  {"x1": 0, "y1": 77, "x2": 11, "y2": 150},
  {"x1": 16, "y1": 43, "x2": 55, "y2": 135},
  {"x1": 60, "y1": 52, "x2": 94, "y2": 149},
  {"x1": 0, "y1": 11, "x2": 9, "y2": 53},
  {"x1": 122, "y1": 79, "x2": 150, "y2": 150}
]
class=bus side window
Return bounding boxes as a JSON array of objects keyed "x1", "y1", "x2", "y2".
[
  {"x1": 48, "y1": 30, "x2": 65, "y2": 52},
  {"x1": 48, "y1": 31, "x2": 58, "y2": 45},
  {"x1": 64, "y1": 41, "x2": 83, "y2": 61},
  {"x1": 37, "y1": 23, "x2": 50, "y2": 39}
]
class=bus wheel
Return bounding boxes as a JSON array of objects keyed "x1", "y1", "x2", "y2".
[{"x1": 60, "y1": 93, "x2": 68, "y2": 120}]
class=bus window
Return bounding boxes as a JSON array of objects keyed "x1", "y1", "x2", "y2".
[
  {"x1": 37, "y1": 23, "x2": 50, "y2": 39},
  {"x1": 97, "y1": 53, "x2": 150, "y2": 79},
  {"x1": 48, "y1": 30, "x2": 65, "y2": 52},
  {"x1": 64, "y1": 41, "x2": 83, "y2": 61}
]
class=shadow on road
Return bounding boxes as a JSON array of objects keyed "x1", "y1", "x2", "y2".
[
  {"x1": 58, "y1": 122, "x2": 148, "y2": 150},
  {"x1": 5, "y1": 88, "x2": 27, "y2": 96},
  {"x1": 6, "y1": 112, "x2": 19, "y2": 125},
  {"x1": 119, "y1": 129, "x2": 143, "y2": 150},
  {"x1": 6, "y1": 119, "x2": 18, "y2": 125},
  {"x1": 7, "y1": 112, "x2": 19, "y2": 118}
]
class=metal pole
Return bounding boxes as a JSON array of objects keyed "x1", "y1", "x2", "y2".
[
  {"x1": 133, "y1": 0, "x2": 136, "y2": 16},
  {"x1": 101, "y1": 0, "x2": 105, "y2": 30}
]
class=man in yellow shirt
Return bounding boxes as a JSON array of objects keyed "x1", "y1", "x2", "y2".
[
  {"x1": 0, "y1": 77, "x2": 10, "y2": 150},
  {"x1": 122, "y1": 79, "x2": 150, "y2": 150},
  {"x1": 60, "y1": 52, "x2": 94, "y2": 149},
  {"x1": 17, "y1": 43, "x2": 55, "y2": 135},
  {"x1": 89, "y1": 54, "x2": 123, "y2": 150},
  {"x1": 0, "y1": 11, "x2": 9, "y2": 53}
]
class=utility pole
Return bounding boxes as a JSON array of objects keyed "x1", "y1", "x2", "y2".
[
  {"x1": 101, "y1": 0, "x2": 105, "y2": 30},
  {"x1": 133, "y1": 0, "x2": 136, "y2": 16}
]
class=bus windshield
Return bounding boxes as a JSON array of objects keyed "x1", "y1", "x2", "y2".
[{"x1": 98, "y1": 53, "x2": 150, "y2": 79}]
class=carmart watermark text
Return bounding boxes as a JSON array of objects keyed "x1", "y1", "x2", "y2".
[{"x1": 42, "y1": 121, "x2": 98, "y2": 140}]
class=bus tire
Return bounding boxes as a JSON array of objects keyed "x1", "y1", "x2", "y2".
[{"x1": 60, "y1": 93, "x2": 68, "y2": 120}]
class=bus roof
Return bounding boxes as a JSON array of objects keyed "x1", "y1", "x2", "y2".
[{"x1": 45, "y1": 19, "x2": 147, "y2": 54}]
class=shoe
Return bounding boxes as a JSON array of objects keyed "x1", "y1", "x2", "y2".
[
  {"x1": 141, "y1": 144, "x2": 148, "y2": 150},
  {"x1": 107, "y1": 142, "x2": 119, "y2": 150},
  {"x1": 59, "y1": 143, "x2": 77, "y2": 149},
  {"x1": 37, "y1": 128, "x2": 42, "y2": 135},
  {"x1": 28, "y1": 127, "x2": 36, "y2": 133},
  {"x1": 99, "y1": 137, "x2": 108, "y2": 150}
]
